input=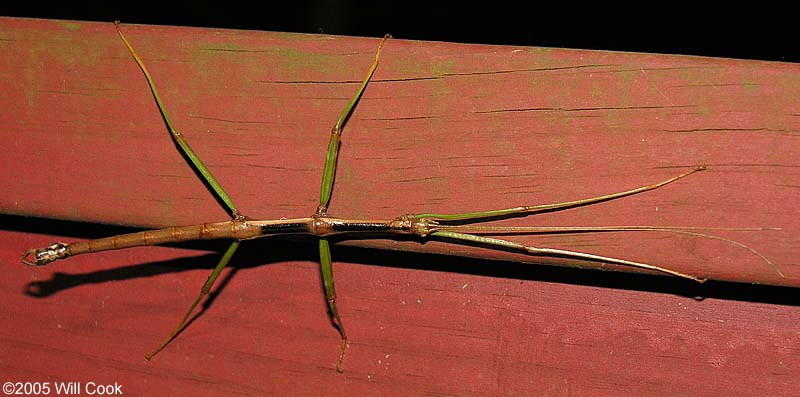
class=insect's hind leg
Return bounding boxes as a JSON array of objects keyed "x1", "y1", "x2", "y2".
[
  {"x1": 114, "y1": 21, "x2": 242, "y2": 220},
  {"x1": 145, "y1": 241, "x2": 241, "y2": 360}
]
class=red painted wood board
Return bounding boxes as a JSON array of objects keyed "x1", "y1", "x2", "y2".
[{"x1": 1, "y1": 17, "x2": 799, "y2": 395}]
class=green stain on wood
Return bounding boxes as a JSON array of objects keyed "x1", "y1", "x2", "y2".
[
  {"x1": 428, "y1": 59, "x2": 454, "y2": 77},
  {"x1": 527, "y1": 47, "x2": 555, "y2": 56},
  {"x1": 67, "y1": 205, "x2": 82, "y2": 220},
  {"x1": 17, "y1": 27, "x2": 109, "y2": 121},
  {"x1": 46, "y1": 30, "x2": 104, "y2": 69},
  {"x1": 741, "y1": 78, "x2": 758, "y2": 96},
  {"x1": 392, "y1": 55, "x2": 454, "y2": 80},
  {"x1": 187, "y1": 37, "x2": 356, "y2": 126},
  {"x1": 57, "y1": 21, "x2": 82, "y2": 31}
]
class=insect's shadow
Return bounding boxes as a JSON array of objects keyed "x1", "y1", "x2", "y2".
[{"x1": 8, "y1": 214, "x2": 800, "y2": 309}]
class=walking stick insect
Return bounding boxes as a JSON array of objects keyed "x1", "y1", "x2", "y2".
[{"x1": 22, "y1": 22, "x2": 782, "y2": 373}]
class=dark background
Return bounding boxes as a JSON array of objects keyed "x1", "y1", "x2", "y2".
[{"x1": 2, "y1": 3, "x2": 797, "y2": 62}]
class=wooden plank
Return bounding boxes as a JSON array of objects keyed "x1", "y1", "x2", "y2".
[
  {"x1": 2, "y1": 18, "x2": 798, "y2": 285},
  {"x1": 2, "y1": 18, "x2": 799, "y2": 395},
  {"x1": 3, "y1": 227, "x2": 800, "y2": 395}
]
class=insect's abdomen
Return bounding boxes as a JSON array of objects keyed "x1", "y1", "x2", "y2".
[{"x1": 68, "y1": 220, "x2": 257, "y2": 256}]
